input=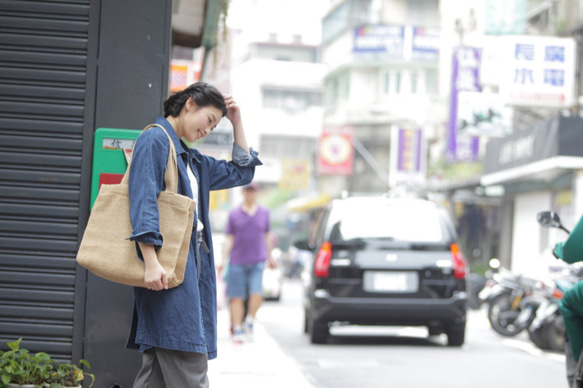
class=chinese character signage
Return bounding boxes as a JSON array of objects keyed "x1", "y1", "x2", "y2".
[
  {"x1": 500, "y1": 36, "x2": 576, "y2": 107},
  {"x1": 353, "y1": 25, "x2": 439, "y2": 62},
  {"x1": 412, "y1": 27, "x2": 440, "y2": 61},
  {"x1": 447, "y1": 46, "x2": 481, "y2": 162},
  {"x1": 485, "y1": 0, "x2": 526, "y2": 35},
  {"x1": 353, "y1": 25, "x2": 404, "y2": 58},
  {"x1": 389, "y1": 127, "x2": 427, "y2": 188},
  {"x1": 317, "y1": 126, "x2": 354, "y2": 176}
]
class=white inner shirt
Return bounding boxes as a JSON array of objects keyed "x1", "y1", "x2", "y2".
[{"x1": 187, "y1": 163, "x2": 204, "y2": 233}]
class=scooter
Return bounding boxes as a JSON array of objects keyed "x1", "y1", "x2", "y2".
[
  {"x1": 527, "y1": 276, "x2": 571, "y2": 352},
  {"x1": 536, "y1": 211, "x2": 583, "y2": 388},
  {"x1": 479, "y1": 263, "x2": 539, "y2": 336}
]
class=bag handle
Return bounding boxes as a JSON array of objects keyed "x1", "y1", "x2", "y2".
[{"x1": 121, "y1": 124, "x2": 179, "y2": 193}]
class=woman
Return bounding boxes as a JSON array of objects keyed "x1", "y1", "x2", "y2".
[{"x1": 126, "y1": 82, "x2": 261, "y2": 387}]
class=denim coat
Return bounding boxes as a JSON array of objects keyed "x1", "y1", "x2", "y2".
[{"x1": 126, "y1": 117, "x2": 261, "y2": 359}]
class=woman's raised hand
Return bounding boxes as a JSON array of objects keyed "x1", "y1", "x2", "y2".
[{"x1": 223, "y1": 95, "x2": 242, "y2": 126}]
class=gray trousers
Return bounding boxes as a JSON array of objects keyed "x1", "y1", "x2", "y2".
[{"x1": 133, "y1": 348, "x2": 209, "y2": 388}]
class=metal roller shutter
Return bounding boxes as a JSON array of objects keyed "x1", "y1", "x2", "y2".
[{"x1": 0, "y1": 0, "x2": 91, "y2": 360}]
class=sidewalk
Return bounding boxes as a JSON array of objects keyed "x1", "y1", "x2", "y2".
[{"x1": 207, "y1": 309, "x2": 314, "y2": 388}]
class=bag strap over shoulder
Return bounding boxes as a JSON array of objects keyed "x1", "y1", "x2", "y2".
[{"x1": 121, "y1": 123, "x2": 179, "y2": 194}]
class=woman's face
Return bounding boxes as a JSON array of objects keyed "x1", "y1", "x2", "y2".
[{"x1": 181, "y1": 98, "x2": 223, "y2": 143}]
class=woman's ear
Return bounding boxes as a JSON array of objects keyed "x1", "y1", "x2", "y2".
[{"x1": 185, "y1": 97, "x2": 198, "y2": 112}]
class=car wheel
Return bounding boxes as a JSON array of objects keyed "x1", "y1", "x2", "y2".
[
  {"x1": 446, "y1": 322, "x2": 465, "y2": 347},
  {"x1": 309, "y1": 318, "x2": 329, "y2": 344}
]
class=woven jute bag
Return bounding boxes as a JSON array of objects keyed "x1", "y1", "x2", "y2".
[{"x1": 76, "y1": 124, "x2": 195, "y2": 288}]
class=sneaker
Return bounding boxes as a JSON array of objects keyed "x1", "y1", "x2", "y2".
[
  {"x1": 232, "y1": 329, "x2": 245, "y2": 343},
  {"x1": 244, "y1": 320, "x2": 254, "y2": 341}
]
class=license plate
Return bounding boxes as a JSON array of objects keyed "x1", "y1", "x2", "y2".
[{"x1": 363, "y1": 271, "x2": 419, "y2": 293}]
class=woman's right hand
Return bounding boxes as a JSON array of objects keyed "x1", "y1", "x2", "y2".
[
  {"x1": 139, "y1": 242, "x2": 168, "y2": 290},
  {"x1": 145, "y1": 262, "x2": 168, "y2": 291}
]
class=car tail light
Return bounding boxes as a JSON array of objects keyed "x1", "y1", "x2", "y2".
[
  {"x1": 314, "y1": 242, "x2": 332, "y2": 278},
  {"x1": 450, "y1": 243, "x2": 466, "y2": 279}
]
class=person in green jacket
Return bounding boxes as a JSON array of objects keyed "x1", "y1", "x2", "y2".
[{"x1": 552, "y1": 217, "x2": 583, "y2": 363}]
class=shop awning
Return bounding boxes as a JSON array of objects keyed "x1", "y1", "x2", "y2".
[{"x1": 481, "y1": 116, "x2": 583, "y2": 186}]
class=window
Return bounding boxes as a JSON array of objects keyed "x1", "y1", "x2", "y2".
[
  {"x1": 395, "y1": 71, "x2": 402, "y2": 94},
  {"x1": 382, "y1": 71, "x2": 391, "y2": 94},
  {"x1": 329, "y1": 200, "x2": 445, "y2": 242},
  {"x1": 260, "y1": 135, "x2": 316, "y2": 158},
  {"x1": 325, "y1": 78, "x2": 338, "y2": 106},
  {"x1": 425, "y1": 69, "x2": 437, "y2": 94},
  {"x1": 411, "y1": 72, "x2": 418, "y2": 94},
  {"x1": 325, "y1": 72, "x2": 350, "y2": 105},
  {"x1": 339, "y1": 72, "x2": 350, "y2": 100},
  {"x1": 262, "y1": 88, "x2": 322, "y2": 111}
]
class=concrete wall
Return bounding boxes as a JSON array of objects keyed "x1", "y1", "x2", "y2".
[{"x1": 511, "y1": 191, "x2": 553, "y2": 277}]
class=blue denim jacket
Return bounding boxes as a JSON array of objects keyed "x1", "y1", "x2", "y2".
[{"x1": 126, "y1": 117, "x2": 261, "y2": 359}]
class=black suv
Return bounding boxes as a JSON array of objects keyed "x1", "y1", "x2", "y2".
[{"x1": 295, "y1": 196, "x2": 468, "y2": 346}]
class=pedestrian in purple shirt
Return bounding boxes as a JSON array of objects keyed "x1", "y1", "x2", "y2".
[{"x1": 219, "y1": 183, "x2": 275, "y2": 343}]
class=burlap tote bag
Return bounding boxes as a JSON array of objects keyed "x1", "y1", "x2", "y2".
[{"x1": 76, "y1": 124, "x2": 195, "y2": 288}]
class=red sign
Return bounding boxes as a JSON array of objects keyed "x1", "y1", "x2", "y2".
[{"x1": 317, "y1": 126, "x2": 354, "y2": 176}]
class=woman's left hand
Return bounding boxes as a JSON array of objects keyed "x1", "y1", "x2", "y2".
[{"x1": 224, "y1": 95, "x2": 242, "y2": 126}]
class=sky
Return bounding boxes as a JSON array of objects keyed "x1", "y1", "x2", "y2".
[{"x1": 226, "y1": 0, "x2": 332, "y2": 45}]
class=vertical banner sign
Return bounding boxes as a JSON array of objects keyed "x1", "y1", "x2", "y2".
[
  {"x1": 317, "y1": 126, "x2": 354, "y2": 176},
  {"x1": 353, "y1": 25, "x2": 440, "y2": 62},
  {"x1": 448, "y1": 46, "x2": 481, "y2": 162},
  {"x1": 389, "y1": 127, "x2": 427, "y2": 187}
]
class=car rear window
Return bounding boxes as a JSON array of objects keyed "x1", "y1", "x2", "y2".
[{"x1": 328, "y1": 199, "x2": 446, "y2": 243}]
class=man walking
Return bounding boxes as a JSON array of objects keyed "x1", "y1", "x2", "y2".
[{"x1": 220, "y1": 183, "x2": 274, "y2": 342}]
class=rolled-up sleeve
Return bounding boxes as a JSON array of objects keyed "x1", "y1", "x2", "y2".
[
  {"x1": 206, "y1": 144, "x2": 262, "y2": 191},
  {"x1": 232, "y1": 143, "x2": 262, "y2": 167},
  {"x1": 128, "y1": 129, "x2": 168, "y2": 249}
]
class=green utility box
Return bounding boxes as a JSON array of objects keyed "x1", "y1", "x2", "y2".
[{"x1": 90, "y1": 128, "x2": 141, "y2": 209}]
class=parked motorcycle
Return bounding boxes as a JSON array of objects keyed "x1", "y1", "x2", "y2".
[
  {"x1": 527, "y1": 275, "x2": 573, "y2": 352},
  {"x1": 479, "y1": 264, "x2": 539, "y2": 337}
]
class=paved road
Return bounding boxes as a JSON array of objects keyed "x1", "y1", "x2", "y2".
[{"x1": 256, "y1": 279, "x2": 567, "y2": 388}]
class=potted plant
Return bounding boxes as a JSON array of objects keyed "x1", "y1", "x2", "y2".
[
  {"x1": 46, "y1": 360, "x2": 95, "y2": 388},
  {"x1": 0, "y1": 338, "x2": 53, "y2": 388}
]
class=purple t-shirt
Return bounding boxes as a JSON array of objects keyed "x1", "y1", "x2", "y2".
[{"x1": 226, "y1": 205, "x2": 270, "y2": 265}]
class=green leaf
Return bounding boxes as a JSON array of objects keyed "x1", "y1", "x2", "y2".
[{"x1": 6, "y1": 338, "x2": 22, "y2": 352}]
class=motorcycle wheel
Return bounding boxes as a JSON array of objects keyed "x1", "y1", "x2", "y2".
[
  {"x1": 488, "y1": 293, "x2": 526, "y2": 336},
  {"x1": 528, "y1": 323, "x2": 551, "y2": 350},
  {"x1": 544, "y1": 313, "x2": 565, "y2": 352}
]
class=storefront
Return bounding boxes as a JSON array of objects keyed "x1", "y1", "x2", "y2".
[{"x1": 481, "y1": 115, "x2": 583, "y2": 277}]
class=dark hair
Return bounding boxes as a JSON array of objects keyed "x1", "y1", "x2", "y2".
[{"x1": 163, "y1": 82, "x2": 227, "y2": 118}]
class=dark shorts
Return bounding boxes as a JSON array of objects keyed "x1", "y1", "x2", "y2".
[{"x1": 226, "y1": 262, "x2": 264, "y2": 298}]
